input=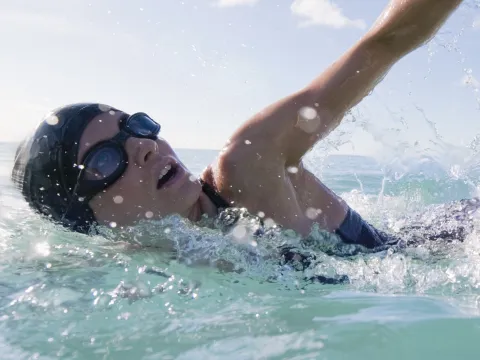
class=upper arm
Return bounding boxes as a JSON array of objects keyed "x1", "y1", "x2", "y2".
[
  {"x1": 227, "y1": 34, "x2": 399, "y2": 166},
  {"x1": 288, "y1": 162, "x2": 348, "y2": 232}
]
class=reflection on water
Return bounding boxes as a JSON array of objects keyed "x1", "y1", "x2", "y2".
[{"x1": 2, "y1": 143, "x2": 480, "y2": 358}]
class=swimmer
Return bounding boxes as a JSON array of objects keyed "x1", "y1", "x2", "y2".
[{"x1": 12, "y1": 0, "x2": 467, "y2": 251}]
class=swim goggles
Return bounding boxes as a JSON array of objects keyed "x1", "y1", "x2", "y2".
[{"x1": 74, "y1": 112, "x2": 161, "y2": 201}]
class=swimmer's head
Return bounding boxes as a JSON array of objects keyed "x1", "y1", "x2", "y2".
[{"x1": 11, "y1": 103, "x2": 204, "y2": 234}]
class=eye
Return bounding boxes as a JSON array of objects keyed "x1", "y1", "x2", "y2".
[{"x1": 84, "y1": 146, "x2": 123, "y2": 180}]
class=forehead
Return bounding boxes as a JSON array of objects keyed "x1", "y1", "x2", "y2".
[{"x1": 77, "y1": 110, "x2": 126, "y2": 163}]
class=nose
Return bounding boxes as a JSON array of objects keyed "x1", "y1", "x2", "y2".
[{"x1": 126, "y1": 137, "x2": 159, "y2": 167}]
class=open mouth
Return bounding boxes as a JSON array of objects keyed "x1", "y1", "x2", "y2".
[{"x1": 157, "y1": 163, "x2": 178, "y2": 189}]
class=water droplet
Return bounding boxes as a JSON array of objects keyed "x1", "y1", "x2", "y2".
[
  {"x1": 45, "y1": 115, "x2": 59, "y2": 126},
  {"x1": 78, "y1": 197, "x2": 85, "y2": 202},
  {"x1": 258, "y1": 211, "x2": 265, "y2": 218},
  {"x1": 264, "y1": 218, "x2": 276, "y2": 228},
  {"x1": 296, "y1": 106, "x2": 321, "y2": 133},
  {"x1": 39, "y1": 187, "x2": 45, "y2": 191},
  {"x1": 109, "y1": 222, "x2": 117, "y2": 228},
  {"x1": 232, "y1": 225, "x2": 247, "y2": 240},
  {"x1": 299, "y1": 106, "x2": 317, "y2": 120},
  {"x1": 189, "y1": 175, "x2": 197, "y2": 182},
  {"x1": 287, "y1": 166, "x2": 298, "y2": 174},
  {"x1": 113, "y1": 195, "x2": 123, "y2": 204},
  {"x1": 245, "y1": 140, "x2": 251, "y2": 145},
  {"x1": 98, "y1": 104, "x2": 111, "y2": 112},
  {"x1": 305, "y1": 207, "x2": 322, "y2": 220},
  {"x1": 78, "y1": 164, "x2": 85, "y2": 170},
  {"x1": 145, "y1": 211, "x2": 154, "y2": 218},
  {"x1": 164, "y1": 228, "x2": 171, "y2": 234},
  {"x1": 109, "y1": 110, "x2": 115, "y2": 115}
]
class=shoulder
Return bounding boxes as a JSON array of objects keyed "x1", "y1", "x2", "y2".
[
  {"x1": 200, "y1": 152, "x2": 237, "y2": 197},
  {"x1": 217, "y1": 139, "x2": 285, "y2": 176},
  {"x1": 200, "y1": 149, "x2": 238, "y2": 198},
  {"x1": 202, "y1": 144, "x2": 284, "y2": 203}
]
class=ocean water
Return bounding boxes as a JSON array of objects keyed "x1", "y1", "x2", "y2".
[{"x1": 2, "y1": 142, "x2": 480, "y2": 359}]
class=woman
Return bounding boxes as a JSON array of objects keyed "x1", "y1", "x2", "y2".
[{"x1": 12, "y1": 0, "x2": 466, "y2": 251}]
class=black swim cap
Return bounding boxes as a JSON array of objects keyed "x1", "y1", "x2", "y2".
[{"x1": 11, "y1": 103, "x2": 110, "y2": 234}]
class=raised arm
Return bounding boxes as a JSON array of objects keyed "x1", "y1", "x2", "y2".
[{"x1": 226, "y1": 0, "x2": 462, "y2": 166}]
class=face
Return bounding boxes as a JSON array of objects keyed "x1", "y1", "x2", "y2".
[{"x1": 77, "y1": 109, "x2": 203, "y2": 227}]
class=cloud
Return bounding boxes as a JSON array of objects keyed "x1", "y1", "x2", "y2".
[
  {"x1": 213, "y1": 0, "x2": 260, "y2": 7},
  {"x1": 474, "y1": 17, "x2": 480, "y2": 29},
  {"x1": 461, "y1": 74, "x2": 479, "y2": 88},
  {"x1": 291, "y1": 0, "x2": 366, "y2": 29}
]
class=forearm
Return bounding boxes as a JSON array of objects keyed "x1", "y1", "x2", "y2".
[
  {"x1": 302, "y1": 0, "x2": 463, "y2": 149},
  {"x1": 226, "y1": 0, "x2": 462, "y2": 167},
  {"x1": 368, "y1": 0, "x2": 463, "y2": 56}
]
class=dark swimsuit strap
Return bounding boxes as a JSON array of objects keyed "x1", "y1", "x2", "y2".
[{"x1": 200, "y1": 180, "x2": 230, "y2": 210}]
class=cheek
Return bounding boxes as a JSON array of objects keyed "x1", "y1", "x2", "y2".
[
  {"x1": 106, "y1": 177, "x2": 160, "y2": 212},
  {"x1": 90, "y1": 165, "x2": 186, "y2": 223},
  {"x1": 119, "y1": 164, "x2": 157, "y2": 193},
  {"x1": 89, "y1": 180, "x2": 147, "y2": 219},
  {"x1": 91, "y1": 191, "x2": 150, "y2": 224},
  {"x1": 105, "y1": 184, "x2": 150, "y2": 210}
]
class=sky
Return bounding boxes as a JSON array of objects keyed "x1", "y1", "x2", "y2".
[{"x1": 0, "y1": 0, "x2": 479, "y2": 156}]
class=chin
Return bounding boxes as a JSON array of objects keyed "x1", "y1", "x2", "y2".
[
  {"x1": 175, "y1": 179, "x2": 203, "y2": 215},
  {"x1": 188, "y1": 179, "x2": 203, "y2": 202}
]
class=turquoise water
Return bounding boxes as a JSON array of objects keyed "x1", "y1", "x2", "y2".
[{"x1": 2, "y1": 143, "x2": 480, "y2": 359}]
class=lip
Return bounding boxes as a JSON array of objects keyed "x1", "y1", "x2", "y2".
[
  {"x1": 152, "y1": 157, "x2": 186, "y2": 191},
  {"x1": 163, "y1": 164, "x2": 186, "y2": 190}
]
